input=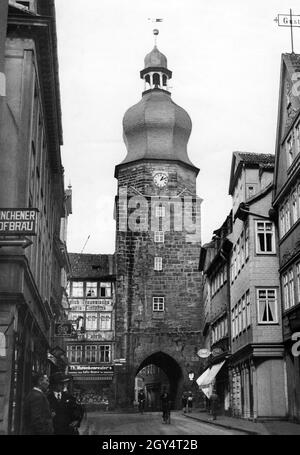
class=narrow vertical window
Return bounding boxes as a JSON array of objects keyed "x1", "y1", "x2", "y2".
[{"x1": 154, "y1": 257, "x2": 163, "y2": 271}]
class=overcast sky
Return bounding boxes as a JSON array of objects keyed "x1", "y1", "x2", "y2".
[{"x1": 55, "y1": 0, "x2": 299, "y2": 254}]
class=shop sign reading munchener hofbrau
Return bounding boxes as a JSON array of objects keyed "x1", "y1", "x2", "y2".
[{"x1": 0, "y1": 209, "x2": 38, "y2": 235}]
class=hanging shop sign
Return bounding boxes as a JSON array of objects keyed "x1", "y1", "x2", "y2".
[
  {"x1": 54, "y1": 322, "x2": 74, "y2": 337},
  {"x1": 69, "y1": 365, "x2": 114, "y2": 375},
  {"x1": 0, "y1": 208, "x2": 38, "y2": 235},
  {"x1": 197, "y1": 348, "x2": 211, "y2": 358}
]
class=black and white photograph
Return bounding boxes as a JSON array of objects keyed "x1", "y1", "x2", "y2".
[{"x1": 1, "y1": 0, "x2": 300, "y2": 444}]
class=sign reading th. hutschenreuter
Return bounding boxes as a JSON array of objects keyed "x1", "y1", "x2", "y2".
[{"x1": 0, "y1": 209, "x2": 38, "y2": 235}]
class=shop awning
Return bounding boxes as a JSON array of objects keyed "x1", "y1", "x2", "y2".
[{"x1": 196, "y1": 360, "x2": 226, "y2": 391}]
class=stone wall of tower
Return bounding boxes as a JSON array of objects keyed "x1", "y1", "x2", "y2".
[{"x1": 114, "y1": 161, "x2": 204, "y2": 408}]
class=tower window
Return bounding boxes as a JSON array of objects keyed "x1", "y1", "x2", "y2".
[
  {"x1": 153, "y1": 296, "x2": 164, "y2": 312},
  {"x1": 162, "y1": 75, "x2": 167, "y2": 86},
  {"x1": 155, "y1": 206, "x2": 165, "y2": 217},
  {"x1": 154, "y1": 231, "x2": 164, "y2": 243},
  {"x1": 153, "y1": 73, "x2": 160, "y2": 87},
  {"x1": 154, "y1": 257, "x2": 162, "y2": 271}
]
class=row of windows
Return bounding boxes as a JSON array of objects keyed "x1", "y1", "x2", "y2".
[
  {"x1": 211, "y1": 264, "x2": 227, "y2": 296},
  {"x1": 231, "y1": 221, "x2": 276, "y2": 284},
  {"x1": 232, "y1": 289, "x2": 278, "y2": 340},
  {"x1": 211, "y1": 316, "x2": 228, "y2": 345},
  {"x1": 68, "y1": 312, "x2": 112, "y2": 331},
  {"x1": 232, "y1": 291, "x2": 251, "y2": 339},
  {"x1": 68, "y1": 281, "x2": 113, "y2": 298},
  {"x1": 282, "y1": 263, "x2": 300, "y2": 311},
  {"x1": 279, "y1": 183, "x2": 300, "y2": 238},
  {"x1": 231, "y1": 225, "x2": 249, "y2": 282},
  {"x1": 67, "y1": 345, "x2": 111, "y2": 364},
  {"x1": 285, "y1": 121, "x2": 300, "y2": 167}
]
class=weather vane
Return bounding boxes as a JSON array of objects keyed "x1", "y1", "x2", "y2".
[
  {"x1": 147, "y1": 18, "x2": 164, "y2": 46},
  {"x1": 274, "y1": 9, "x2": 300, "y2": 53}
]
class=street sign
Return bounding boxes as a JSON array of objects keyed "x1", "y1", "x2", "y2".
[
  {"x1": 275, "y1": 14, "x2": 300, "y2": 27},
  {"x1": 197, "y1": 348, "x2": 211, "y2": 358},
  {"x1": 0, "y1": 209, "x2": 38, "y2": 235},
  {"x1": 0, "y1": 237, "x2": 33, "y2": 249},
  {"x1": 274, "y1": 9, "x2": 300, "y2": 53}
]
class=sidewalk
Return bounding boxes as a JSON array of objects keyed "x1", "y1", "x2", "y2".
[{"x1": 183, "y1": 409, "x2": 300, "y2": 435}]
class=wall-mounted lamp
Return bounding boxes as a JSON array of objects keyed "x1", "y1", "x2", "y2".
[{"x1": 188, "y1": 371, "x2": 195, "y2": 381}]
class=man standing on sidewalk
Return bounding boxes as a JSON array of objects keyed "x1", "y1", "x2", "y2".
[
  {"x1": 23, "y1": 372, "x2": 53, "y2": 435},
  {"x1": 210, "y1": 390, "x2": 219, "y2": 421}
]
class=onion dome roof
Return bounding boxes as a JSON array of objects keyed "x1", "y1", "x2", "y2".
[
  {"x1": 121, "y1": 90, "x2": 194, "y2": 167},
  {"x1": 144, "y1": 46, "x2": 167, "y2": 68}
]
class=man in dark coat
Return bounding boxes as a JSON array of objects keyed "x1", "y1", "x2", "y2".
[
  {"x1": 23, "y1": 372, "x2": 53, "y2": 435},
  {"x1": 48, "y1": 372, "x2": 83, "y2": 435}
]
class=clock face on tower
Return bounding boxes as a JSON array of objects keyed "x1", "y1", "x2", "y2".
[{"x1": 153, "y1": 172, "x2": 168, "y2": 188}]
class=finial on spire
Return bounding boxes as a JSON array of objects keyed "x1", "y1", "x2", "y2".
[{"x1": 153, "y1": 28, "x2": 159, "y2": 46}]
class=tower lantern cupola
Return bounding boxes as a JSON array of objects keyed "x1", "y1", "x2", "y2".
[{"x1": 140, "y1": 29, "x2": 172, "y2": 92}]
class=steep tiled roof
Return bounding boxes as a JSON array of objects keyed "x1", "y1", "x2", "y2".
[
  {"x1": 229, "y1": 152, "x2": 275, "y2": 195},
  {"x1": 68, "y1": 253, "x2": 115, "y2": 280},
  {"x1": 235, "y1": 152, "x2": 275, "y2": 165}
]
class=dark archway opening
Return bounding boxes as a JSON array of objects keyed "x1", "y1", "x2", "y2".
[{"x1": 135, "y1": 352, "x2": 182, "y2": 411}]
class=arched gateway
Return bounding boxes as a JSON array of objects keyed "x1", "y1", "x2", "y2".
[
  {"x1": 135, "y1": 352, "x2": 182, "y2": 410},
  {"x1": 114, "y1": 34, "x2": 204, "y2": 409}
]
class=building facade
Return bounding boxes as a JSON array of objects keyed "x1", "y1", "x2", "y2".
[
  {"x1": 66, "y1": 253, "x2": 116, "y2": 409},
  {"x1": 0, "y1": 0, "x2": 69, "y2": 434},
  {"x1": 114, "y1": 40, "x2": 203, "y2": 409},
  {"x1": 198, "y1": 213, "x2": 232, "y2": 414},
  {"x1": 273, "y1": 53, "x2": 300, "y2": 422},
  {"x1": 228, "y1": 152, "x2": 285, "y2": 420}
]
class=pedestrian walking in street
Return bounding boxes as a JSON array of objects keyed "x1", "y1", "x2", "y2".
[
  {"x1": 187, "y1": 391, "x2": 193, "y2": 413},
  {"x1": 210, "y1": 390, "x2": 219, "y2": 421},
  {"x1": 48, "y1": 372, "x2": 84, "y2": 435},
  {"x1": 138, "y1": 389, "x2": 146, "y2": 414},
  {"x1": 160, "y1": 387, "x2": 171, "y2": 424},
  {"x1": 23, "y1": 372, "x2": 53, "y2": 435},
  {"x1": 182, "y1": 391, "x2": 188, "y2": 413}
]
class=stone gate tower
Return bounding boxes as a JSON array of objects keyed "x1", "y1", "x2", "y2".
[{"x1": 114, "y1": 35, "x2": 203, "y2": 408}]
